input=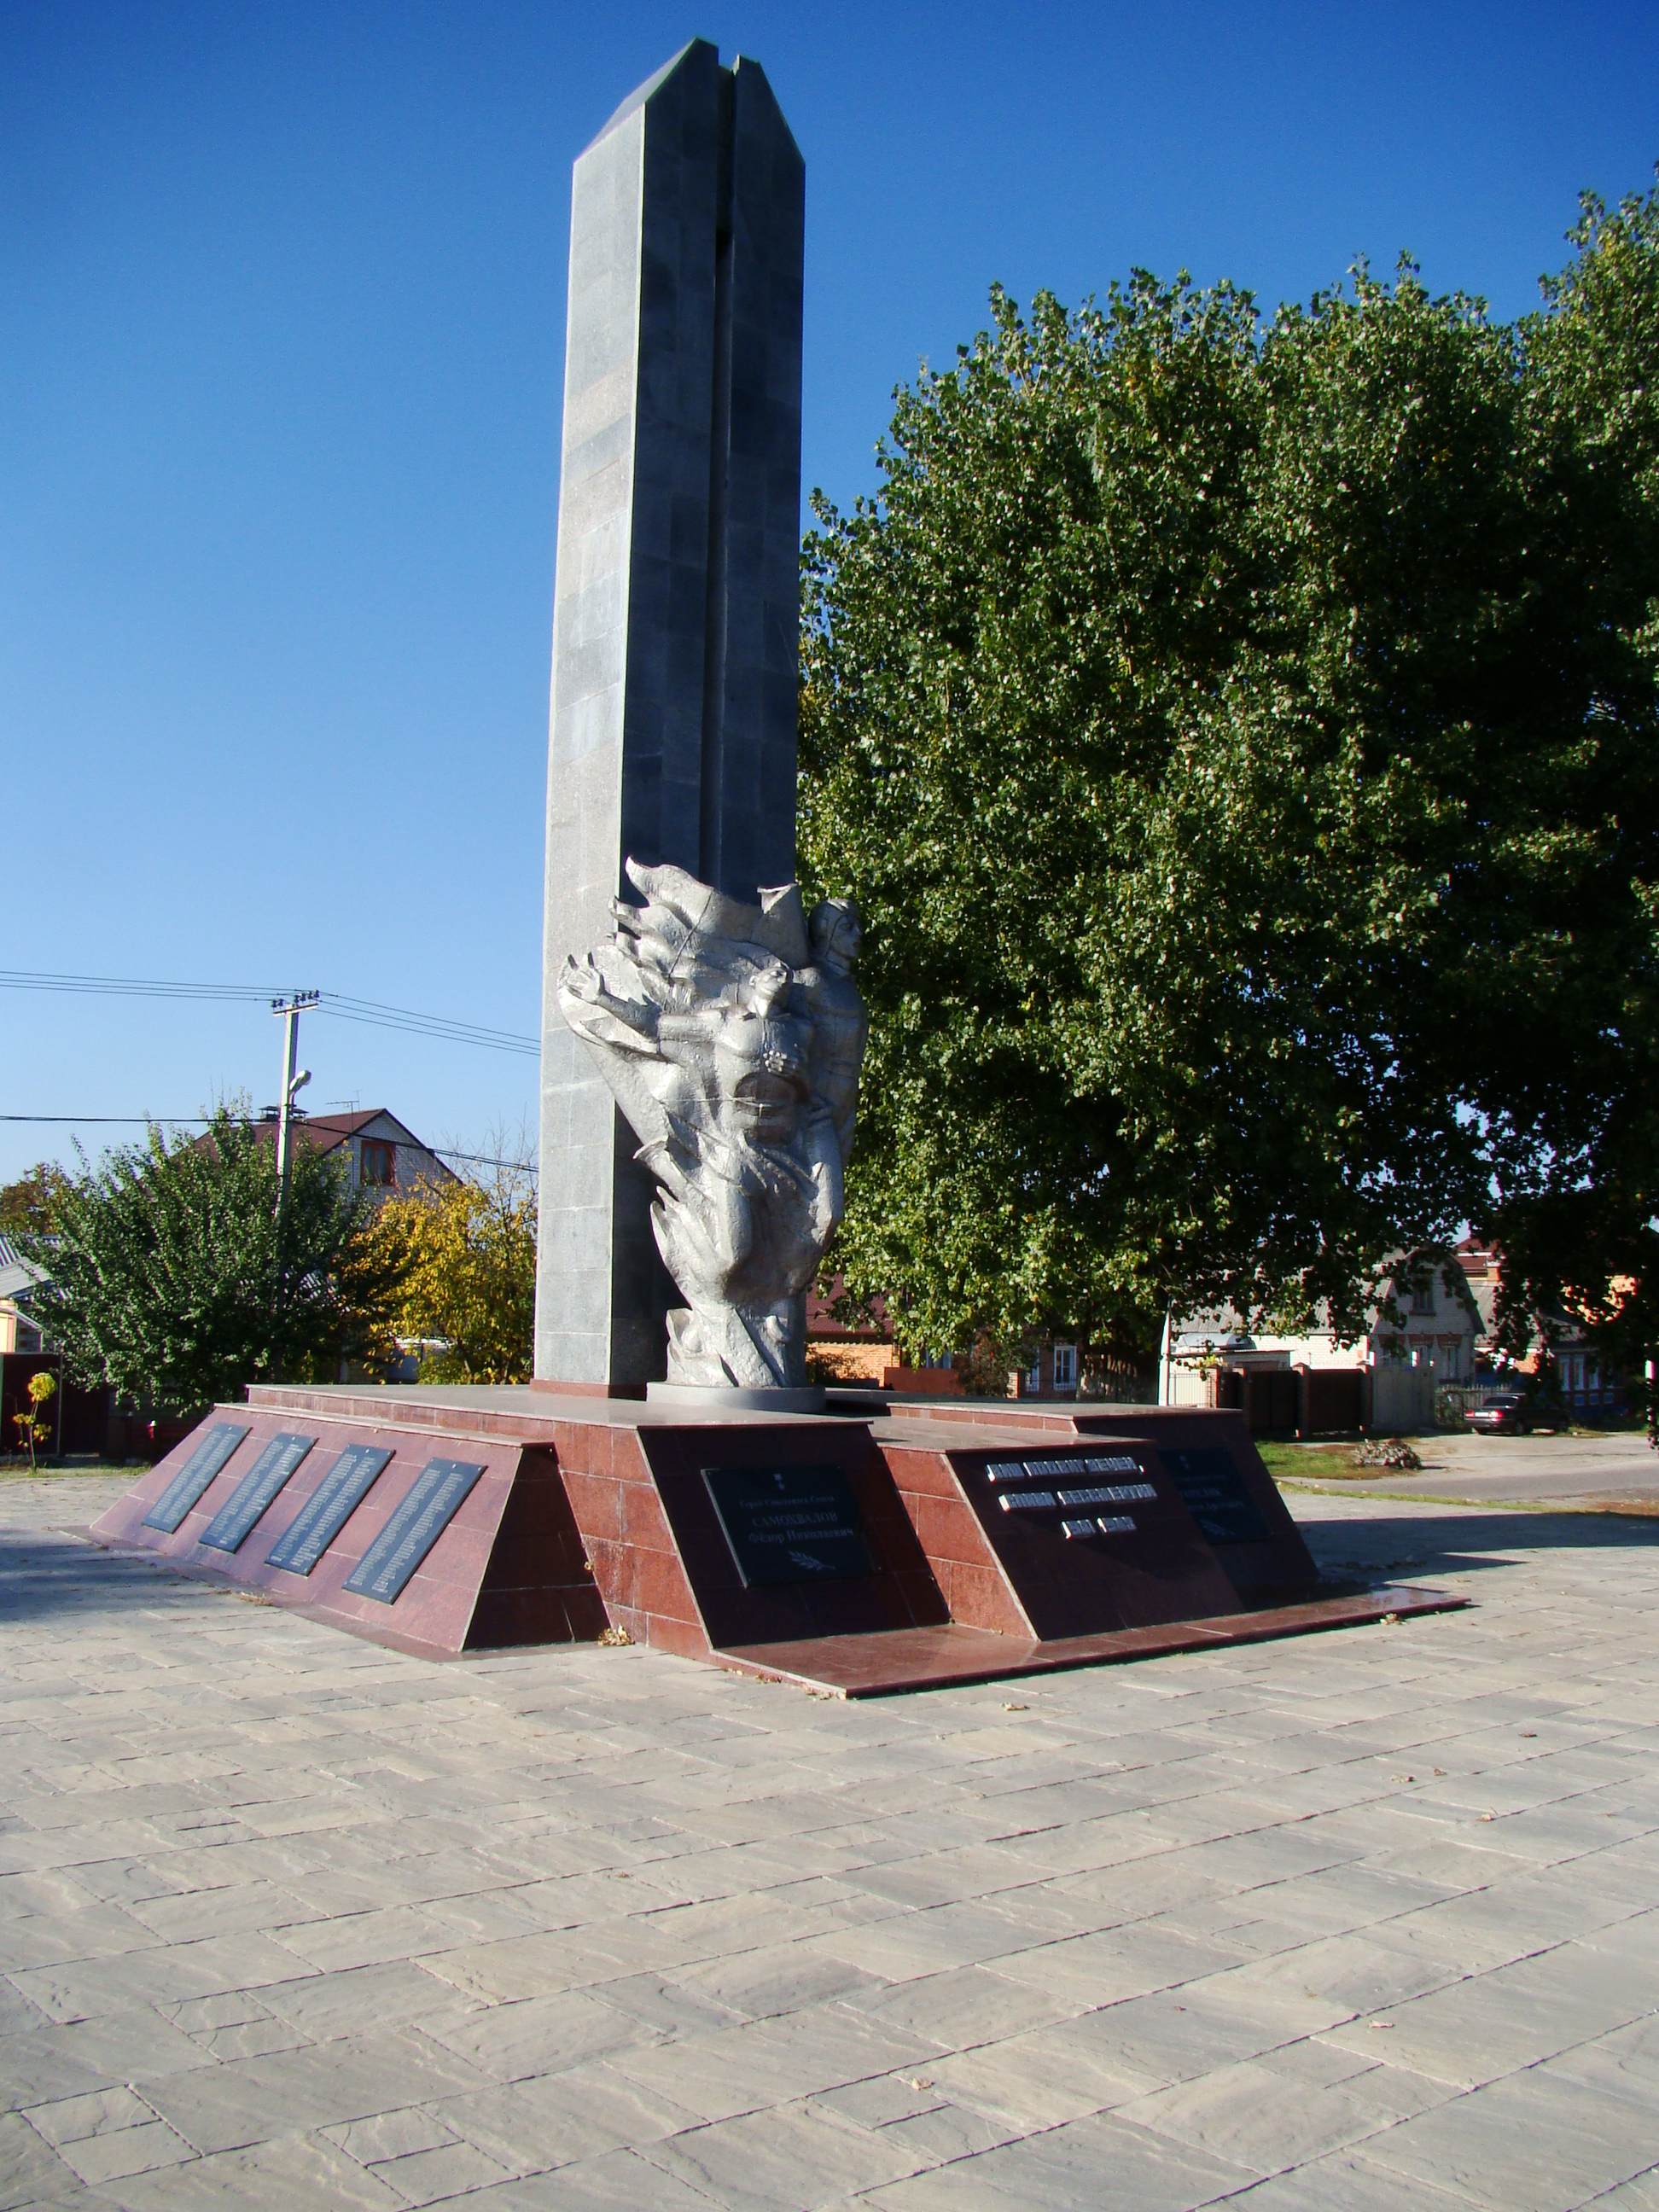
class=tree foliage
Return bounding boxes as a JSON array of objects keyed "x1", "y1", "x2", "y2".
[
  {"x1": 28, "y1": 1111, "x2": 405, "y2": 1409},
  {"x1": 800, "y1": 182, "x2": 1659, "y2": 1365},
  {"x1": 0, "y1": 1163, "x2": 72, "y2": 1240},
  {"x1": 367, "y1": 1151, "x2": 536, "y2": 1384}
]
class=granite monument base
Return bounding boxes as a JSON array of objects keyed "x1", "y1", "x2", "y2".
[{"x1": 87, "y1": 1386, "x2": 1464, "y2": 1691}]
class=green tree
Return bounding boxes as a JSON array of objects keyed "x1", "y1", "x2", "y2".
[
  {"x1": 0, "y1": 1162, "x2": 72, "y2": 1239},
  {"x1": 800, "y1": 180, "x2": 1659, "y2": 1367},
  {"x1": 366, "y1": 1149, "x2": 536, "y2": 1383},
  {"x1": 27, "y1": 1110, "x2": 406, "y2": 1411},
  {"x1": 1468, "y1": 188, "x2": 1659, "y2": 1372}
]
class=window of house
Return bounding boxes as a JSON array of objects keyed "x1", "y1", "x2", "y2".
[
  {"x1": 1025, "y1": 1355, "x2": 1042, "y2": 1394},
  {"x1": 359, "y1": 1140, "x2": 396, "y2": 1189},
  {"x1": 1409, "y1": 1282, "x2": 1435, "y2": 1316},
  {"x1": 1052, "y1": 1343, "x2": 1077, "y2": 1392}
]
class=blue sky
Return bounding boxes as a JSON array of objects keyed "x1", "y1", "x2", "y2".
[{"x1": 3, "y1": 0, "x2": 1655, "y2": 1185}]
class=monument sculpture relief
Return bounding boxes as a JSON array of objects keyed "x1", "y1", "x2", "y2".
[{"x1": 559, "y1": 860, "x2": 867, "y2": 1392}]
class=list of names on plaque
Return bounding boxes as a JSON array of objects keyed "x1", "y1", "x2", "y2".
[
  {"x1": 200, "y1": 1433, "x2": 316, "y2": 1553},
  {"x1": 265, "y1": 1444, "x2": 393, "y2": 1577},
  {"x1": 343, "y1": 1458, "x2": 485, "y2": 1604},
  {"x1": 143, "y1": 1423, "x2": 251, "y2": 1533}
]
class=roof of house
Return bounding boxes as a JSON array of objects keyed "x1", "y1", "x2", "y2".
[
  {"x1": 0, "y1": 1233, "x2": 47, "y2": 1305},
  {"x1": 806, "y1": 1274, "x2": 891, "y2": 1341},
  {"x1": 243, "y1": 1109, "x2": 456, "y2": 1178}
]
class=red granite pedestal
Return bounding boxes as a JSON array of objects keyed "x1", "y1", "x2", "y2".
[
  {"x1": 88, "y1": 1385, "x2": 1464, "y2": 1690},
  {"x1": 86, "y1": 1399, "x2": 605, "y2": 1662}
]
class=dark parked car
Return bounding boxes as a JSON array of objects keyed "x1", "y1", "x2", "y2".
[{"x1": 1467, "y1": 1393, "x2": 1533, "y2": 1435}]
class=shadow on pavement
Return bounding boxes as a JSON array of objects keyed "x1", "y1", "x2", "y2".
[
  {"x1": 0, "y1": 1525, "x2": 230, "y2": 1624},
  {"x1": 1299, "y1": 1505, "x2": 1659, "y2": 1587}
]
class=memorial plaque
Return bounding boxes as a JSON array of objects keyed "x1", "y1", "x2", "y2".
[
  {"x1": 1063, "y1": 1510, "x2": 1138, "y2": 1540},
  {"x1": 200, "y1": 1432, "x2": 314, "y2": 1553},
  {"x1": 344, "y1": 1458, "x2": 485, "y2": 1604},
  {"x1": 702, "y1": 1464, "x2": 876, "y2": 1587},
  {"x1": 266, "y1": 1443, "x2": 393, "y2": 1577},
  {"x1": 1160, "y1": 1447, "x2": 1270, "y2": 1545},
  {"x1": 142, "y1": 1423, "x2": 251, "y2": 1533}
]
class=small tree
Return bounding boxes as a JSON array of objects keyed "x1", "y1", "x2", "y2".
[
  {"x1": 11, "y1": 1371, "x2": 55, "y2": 1470},
  {"x1": 369, "y1": 1145, "x2": 537, "y2": 1384},
  {"x1": 29, "y1": 1109, "x2": 406, "y2": 1411},
  {"x1": 0, "y1": 1162, "x2": 72, "y2": 1238}
]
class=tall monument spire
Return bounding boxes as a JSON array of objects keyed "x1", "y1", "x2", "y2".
[{"x1": 535, "y1": 43, "x2": 805, "y2": 1388}]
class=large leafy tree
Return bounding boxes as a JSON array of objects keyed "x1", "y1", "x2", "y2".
[
  {"x1": 800, "y1": 182, "x2": 1659, "y2": 1367},
  {"x1": 28, "y1": 1111, "x2": 406, "y2": 1409}
]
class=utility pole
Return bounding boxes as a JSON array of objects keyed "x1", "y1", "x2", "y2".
[
  {"x1": 269, "y1": 991, "x2": 318, "y2": 1385},
  {"x1": 1158, "y1": 1303, "x2": 1173, "y2": 1408},
  {"x1": 271, "y1": 991, "x2": 319, "y2": 1217}
]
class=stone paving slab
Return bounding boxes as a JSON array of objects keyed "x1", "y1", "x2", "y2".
[{"x1": 2, "y1": 1471, "x2": 1658, "y2": 2206}]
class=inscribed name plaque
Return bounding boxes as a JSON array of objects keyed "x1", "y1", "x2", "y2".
[
  {"x1": 702, "y1": 1465, "x2": 876, "y2": 1587},
  {"x1": 142, "y1": 1423, "x2": 251, "y2": 1533},
  {"x1": 1159, "y1": 1447, "x2": 1270, "y2": 1545},
  {"x1": 343, "y1": 1458, "x2": 484, "y2": 1604},
  {"x1": 200, "y1": 1433, "x2": 315, "y2": 1552},
  {"x1": 988, "y1": 1455, "x2": 1158, "y2": 1540},
  {"x1": 266, "y1": 1443, "x2": 393, "y2": 1577}
]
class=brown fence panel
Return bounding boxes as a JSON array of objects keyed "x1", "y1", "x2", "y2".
[{"x1": 1298, "y1": 1367, "x2": 1363, "y2": 1435}]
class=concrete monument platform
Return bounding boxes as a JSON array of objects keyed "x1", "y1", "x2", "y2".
[{"x1": 90, "y1": 1387, "x2": 1462, "y2": 1691}]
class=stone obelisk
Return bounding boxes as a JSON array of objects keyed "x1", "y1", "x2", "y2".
[{"x1": 534, "y1": 42, "x2": 805, "y2": 1388}]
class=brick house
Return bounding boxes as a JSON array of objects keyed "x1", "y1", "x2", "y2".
[{"x1": 248, "y1": 1109, "x2": 455, "y2": 1202}]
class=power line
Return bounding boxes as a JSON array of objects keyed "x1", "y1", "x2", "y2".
[
  {"x1": 0, "y1": 969, "x2": 271, "y2": 1004},
  {"x1": 0, "y1": 969, "x2": 539, "y2": 1057},
  {"x1": 0, "y1": 1115, "x2": 536, "y2": 1175}
]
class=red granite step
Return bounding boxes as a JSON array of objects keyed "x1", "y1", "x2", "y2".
[{"x1": 713, "y1": 1586, "x2": 1467, "y2": 1697}]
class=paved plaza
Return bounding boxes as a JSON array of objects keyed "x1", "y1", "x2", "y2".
[{"x1": 3, "y1": 1458, "x2": 1657, "y2": 2209}]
